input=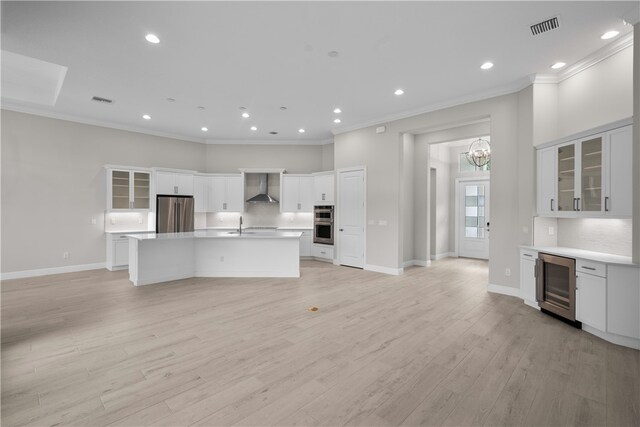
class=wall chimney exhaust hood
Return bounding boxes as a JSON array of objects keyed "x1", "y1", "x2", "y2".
[{"x1": 246, "y1": 173, "x2": 278, "y2": 203}]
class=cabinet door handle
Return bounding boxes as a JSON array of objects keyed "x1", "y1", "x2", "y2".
[
  {"x1": 174, "y1": 186, "x2": 178, "y2": 194},
  {"x1": 339, "y1": 228, "x2": 344, "y2": 232},
  {"x1": 223, "y1": 202, "x2": 227, "y2": 210},
  {"x1": 322, "y1": 193, "x2": 325, "y2": 200},
  {"x1": 297, "y1": 203, "x2": 301, "y2": 210},
  {"x1": 581, "y1": 266, "x2": 596, "y2": 271},
  {"x1": 577, "y1": 197, "x2": 581, "y2": 211},
  {"x1": 604, "y1": 196, "x2": 609, "y2": 212},
  {"x1": 550, "y1": 199, "x2": 554, "y2": 211},
  {"x1": 573, "y1": 198, "x2": 578, "y2": 211}
]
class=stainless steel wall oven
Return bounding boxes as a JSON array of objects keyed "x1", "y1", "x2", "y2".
[
  {"x1": 536, "y1": 252, "x2": 581, "y2": 327},
  {"x1": 314, "y1": 205, "x2": 334, "y2": 245}
]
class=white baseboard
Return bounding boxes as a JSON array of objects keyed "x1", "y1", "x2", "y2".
[
  {"x1": 1, "y1": 262, "x2": 107, "y2": 281},
  {"x1": 487, "y1": 283, "x2": 521, "y2": 298},
  {"x1": 364, "y1": 264, "x2": 403, "y2": 276},
  {"x1": 431, "y1": 252, "x2": 454, "y2": 261},
  {"x1": 582, "y1": 324, "x2": 640, "y2": 350},
  {"x1": 403, "y1": 259, "x2": 430, "y2": 268},
  {"x1": 523, "y1": 299, "x2": 540, "y2": 310}
]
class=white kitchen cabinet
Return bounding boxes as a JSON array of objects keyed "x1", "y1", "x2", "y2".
[
  {"x1": 607, "y1": 265, "x2": 640, "y2": 340},
  {"x1": 604, "y1": 125, "x2": 632, "y2": 217},
  {"x1": 107, "y1": 168, "x2": 151, "y2": 211},
  {"x1": 155, "y1": 171, "x2": 194, "y2": 196},
  {"x1": 313, "y1": 172, "x2": 335, "y2": 205},
  {"x1": 519, "y1": 249, "x2": 538, "y2": 307},
  {"x1": 208, "y1": 175, "x2": 243, "y2": 212},
  {"x1": 312, "y1": 243, "x2": 334, "y2": 261},
  {"x1": 193, "y1": 175, "x2": 209, "y2": 213},
  {"x1": 576, "y1": 260, "x2": 607, "y2": 331},
  {"x1": 537, "y1": 148, "x2": 557, "y2": 216},
  {"x1": 106, "y1": 233, "x2": 135, "y2": 270},
  {"x1": 286, "y1": 229, "x2": 312, "y2": 257},
  {"x1": 281, "y1": 175, "x2": 313, "y2": 212}
]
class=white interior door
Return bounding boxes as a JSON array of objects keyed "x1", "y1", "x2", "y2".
[
  {"x1": 458, "y1": 180, "x2": 490, "y2": 260},
  {"x1": 338, "y1": 169, "x2": 365, "y2": 268}
]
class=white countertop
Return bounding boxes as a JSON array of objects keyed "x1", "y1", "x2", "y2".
[
  {"x1": 520, "y1": 245, "x2": 637, "y2": 266},
  {"x1": 105, "y1": 229, "x2": 153, "y2": 234},
  {"x1": 196, "y1": 226, "x2": 313, "y2": 231},
  {"x1": 128, "y1": 230, "x2": 303, "y2": 241}
]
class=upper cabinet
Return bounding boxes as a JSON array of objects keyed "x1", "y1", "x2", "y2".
[
  {"x1": 208, "y1": 175, "x2": 243, "y2": 212},
  {"x1": 281, "y1": 175, "x2": 313, "y2": 212},
  {"x1": 155, "y1": 171, "x2": 194, "y2": 196},
  {"x1": 536, "y1": 124, "x2": 632, "y2": 218},
  {"x1": 193, "y1": 175, "x2": 209, "y2": 213},
  {"x1": 107, "y1": 168, "x2": 151, "y2": 211},
  {"x1": 313, "y1": 172, "x2": 335, "y2": 205}
]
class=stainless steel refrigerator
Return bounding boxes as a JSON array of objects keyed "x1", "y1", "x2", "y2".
[{"x1": 156, "y1": 196, "x2": 194, "y2": 233}]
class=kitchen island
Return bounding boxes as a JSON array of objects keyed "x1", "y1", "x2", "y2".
[{"x1": 127, "y1": 230, "x2": 302, "y2": 285}]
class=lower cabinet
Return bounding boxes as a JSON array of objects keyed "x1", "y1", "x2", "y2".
[
  {"x1": 300, "y1": 231, "x2": 312, "y2": 257},
  {"x1": 576, "y1": 272, "x2": 607, "y2": 332},
  {"x1": 607, "y1": 265, "x2": 640, "y2": 340},
  {"x1": 519, "y1": 249, "x2": 537, "y2": 306},
  {"x1": 106, "y1": 233, "x2": 131, "y2": 270},
  {"x1": 313, "y1": 244, "x2": 334, "y2": 261}
]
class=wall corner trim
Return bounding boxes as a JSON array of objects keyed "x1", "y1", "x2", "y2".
[
  {"x1": 364, "y1": 264, "x2": 403, "y2": 276},
  {"x1": 1, "y1": 263, "x2": 107, "y2": 281},
  {"x1": 403, "y1": 259, "x2": 429, "y2": 268},
  {"x1": 487, "y1": 283, "x2": 521, "y2": 298}
]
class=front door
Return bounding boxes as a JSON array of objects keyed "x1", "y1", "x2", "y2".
[
  {"x1": 338, "y1": 169, "x2": 365, "y2": 268},
  {"x1": 457, "y1": 180, "x2": 490, "y2": 259}
]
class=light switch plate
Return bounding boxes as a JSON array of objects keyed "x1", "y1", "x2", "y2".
[
  {"x1": 548, "y1": 226, "x2": 555, "y2": 236},
  {"x1": 378, "y1": 220, "x2": 388, "y2": 226}
]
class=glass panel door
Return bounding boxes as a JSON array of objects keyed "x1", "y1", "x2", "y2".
[
  {"x1": 112, "y1": 170, "x2": 130, "y2": 209},
  {"x1": 580, "y1": 136, "x2": 602, "y2": 212},
  {"x1": 557, "y1": 144, "x2": 575, "y2": 211},
  {"x1": 133, "y1": 172, "x2": 150, "y2": 209},
  {"x1": 464, "y1": 184, "x2": 486, "y2": 238}
]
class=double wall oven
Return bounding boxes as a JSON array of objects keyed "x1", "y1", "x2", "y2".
[
  {"x1": 314, "y1": 205, "x2": 334, "y2": 245},
  {"x1": 536, "y1": 252, "x2": 580, "y2": 327}
]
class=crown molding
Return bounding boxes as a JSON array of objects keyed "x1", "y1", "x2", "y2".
[
  {"x1": 331, "y1": 76, "x2": 532, "y2": 136},
  {"x1": 205, "y1": 138, "x2": 333, "y2": 146},
  {"x1": 1, "y1": 103, "x2": 207, "y2": 144}
]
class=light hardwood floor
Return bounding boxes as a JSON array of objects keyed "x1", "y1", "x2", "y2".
[{"x1": 2, "y1": 258, "x2": 639, "y2": 426}]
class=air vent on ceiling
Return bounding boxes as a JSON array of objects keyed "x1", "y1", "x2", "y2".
[
  {"x1": 91, "y1": 96, "x2": 113, "y2": 104},
  {"x1": 530, "y1": 16, "x2": 560, "y2": 36}
]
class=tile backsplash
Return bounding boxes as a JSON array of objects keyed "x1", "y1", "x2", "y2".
[
  {"x1": 556, "y1": 218, "x2": 632, "y2": 257},
  {"x1": 206, "y1": 203, "x2": 313, "y2": 228}
]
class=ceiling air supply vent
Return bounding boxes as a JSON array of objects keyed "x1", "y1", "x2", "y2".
[
  {"x1": 530, "y1": 16, "x2": 560, "y2": 36},
  {"x1": 91, "y1": 96, "x2": 113, "y2": 104}
]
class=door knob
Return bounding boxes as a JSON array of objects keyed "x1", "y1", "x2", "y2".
[{"x1": 339, "y1": 228, "x2": 344, "y2": 231}]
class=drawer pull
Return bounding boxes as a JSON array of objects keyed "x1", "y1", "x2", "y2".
[
  {"x1": 523, "y1": 253, "x2": 533, "y2": 257},
  {"x1": 581, "y1": 266, "x2": 596, "y2": 271}
]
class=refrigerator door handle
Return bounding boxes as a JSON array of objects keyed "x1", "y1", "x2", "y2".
[{"x1": 176, "y1": 202, "x2": 180, "y2": 232}]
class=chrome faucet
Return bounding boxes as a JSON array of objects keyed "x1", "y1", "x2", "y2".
[{"x1": 239, "y1": 216, "x2": 243, "y2": 235}]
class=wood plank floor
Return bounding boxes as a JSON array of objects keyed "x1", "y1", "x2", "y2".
[{"x1": 2, "y1": 258, "x2": 639, "y2": 426}]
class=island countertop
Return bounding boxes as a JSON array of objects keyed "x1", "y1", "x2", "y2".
[{"x1": 127, "y1": 230, "x2": 303, "y2": 241}]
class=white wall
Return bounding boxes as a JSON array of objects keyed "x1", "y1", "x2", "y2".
[
  {"x1": 557, "y1": 46, "x2": 633, "y2": 139},
  {"x1": 205, "y1": 144, "x2": 325, "y2": 174},
  {"x1": 1, "y1": 110, "x2": 207, "y2": 274},
  {"x1": 322, "y1": 143, "x2": 335, "y2": 171},
  {"x1": 402, "y1": 134, "x2": 414, "y2": 263},
  {"x1": 429, "y1": 143, "x2": 451, "y2": 258}
]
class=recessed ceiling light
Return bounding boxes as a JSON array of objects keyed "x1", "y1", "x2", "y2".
[
  {"x1": 298, "y1": 128, "x2": 305, "y2": 133},
  {"x1": 601, "y1": 30, "x2": 619, "y2": 40},
  {"x1": 142, "y1": 114, "x2": 151, "y2": 120},
  {"x1": 201, "y1": 127, "x2": 208, "y2": 132},
  {"x1": 480, "y1": 62, "x2": 494, "y2": 70},
  {"x1": 551, "y1": 62, "x2": 566, "y2": 69},
  {"x1": 145, "y1": 34, "x2": 160, "y2": 44},
  {"x1": 250, "y1": 126, "x2": 257, "y2": 131},
  {"x1": 333, "y1": 118, "x2": 341, "y2": 124},
  {"x1": 241, "y1": 112, "x2": 250, "y2": 118},
  {"x1": 333, "y1": 108, "x2": 342, "y2": 114},
  {"x1": 394, "y1": 89, "x2": 404, "y2": 96}
]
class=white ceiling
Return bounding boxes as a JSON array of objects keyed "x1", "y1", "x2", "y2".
[{"x1": 1, "y1": 1, "x2": 637, "y2": 143}]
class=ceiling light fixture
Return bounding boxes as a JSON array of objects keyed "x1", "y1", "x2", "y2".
[
  {"x1": 333, "y1": 118, "x2": 341, "y2": 124},
  {"x1": 145, "y1": 34, "x2": 160, "y2": 44},
  {"x1": 201, "y1": 127, "x2": 208, "y2": 132},
  {"x1": 142, "y1": 114, "x2": 151, "y2": 120},
  {"x1": 394, "y1": 89, "x2": 404, "y2": 96},
  {"x1": 601, "y1": 30, "x2": 619, "y2": 40},
  {"x1": 480, "y1": 62, "x2": 494, "y2": 70},
  {"x1": 333, "y1": 108, "x2": 342, "y2": 114},
  {"x1": 241, "y1": 112, "x2": 250, "y2": 118},
  {"x1": 466, "y1": 138, "x2": 491, "y2": 167},
  {"x1": 551, "y1": 62, "x2": 566, "y2": 69},
  {"x1": 298, "y1": 128, "x2": 305, "y2": 133},
  {"x1": 250, "y1": 126, "x2": 257, "y2": 131}
]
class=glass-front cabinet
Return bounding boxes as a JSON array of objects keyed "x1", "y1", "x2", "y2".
[
  {"x1": 580, "y1": 135, "x2": 603, "y2": 212},
  {"x1": 107, "y1": 168, "x2": 151, "y2": 211},
  {"x1": 556, "y1": 143, "x2": 575, "y2": 212}
]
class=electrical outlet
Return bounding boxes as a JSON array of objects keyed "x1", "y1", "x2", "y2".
[
  {"x1": 219, "y1": 217, "x2": 223, "y2": 222},
  {"x1": 111, "y1": 217, "x2": 116, "y2": 225},
  {"x1": 138, "y1": 217, "x2": 143, "y2": 224},
  {"x1": 63, "y1": 252, "x2": 70, "y2": 259},
  {"x1": 505, "y1": 268, "x2": 511, "y2": 277},
  {"x1": 91, "y1": 218, "x2": 97, "y2": 225},
  {"x1": 548, "y1": 226, "x2": 555, "y2": 236}
]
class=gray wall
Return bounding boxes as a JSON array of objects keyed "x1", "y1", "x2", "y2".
[
  {"x1": 634, "y1": 24, "x2": 640, "y2": 265},
  {"x1": 1, "y1": 110, "x2": 207, "y2": 273},
  {"x1": 402, "y1": 134, "x2": 414, "y2": 263}
]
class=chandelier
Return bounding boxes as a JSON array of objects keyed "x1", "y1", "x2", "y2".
[{"x1": 466, "y1": 137, "x2": 491, "y2": 167}]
